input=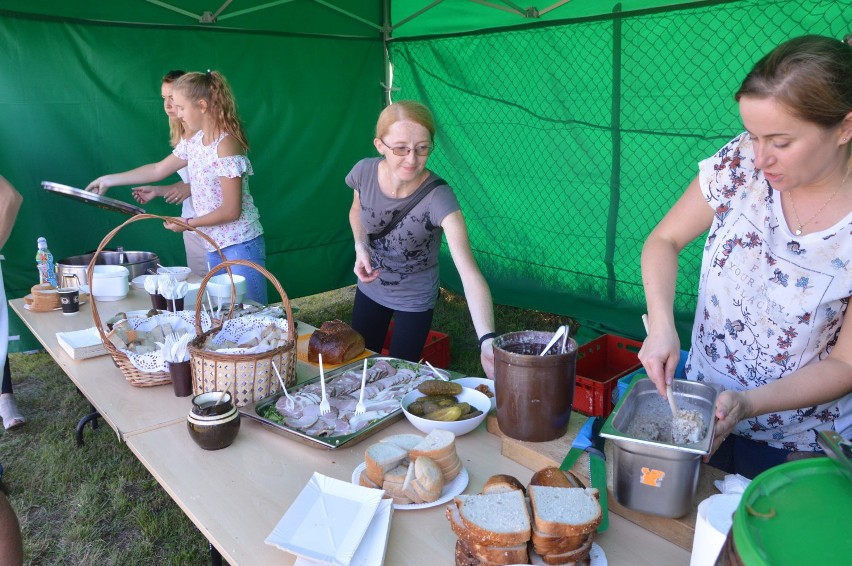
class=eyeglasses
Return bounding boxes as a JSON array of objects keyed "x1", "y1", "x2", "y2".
[{"x1": 380, "y1": 139, "x2": 433, "y2": 157}]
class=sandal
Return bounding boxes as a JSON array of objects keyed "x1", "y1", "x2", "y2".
[{"x1": 0, "y1": 394, "x2": 26, "y2": 431}]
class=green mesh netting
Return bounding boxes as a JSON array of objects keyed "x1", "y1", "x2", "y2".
[{"x1": 388, "y1": 0, "x2": 851, "y2": 343}]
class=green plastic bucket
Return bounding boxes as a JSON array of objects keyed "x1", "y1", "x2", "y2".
[{"x1": 732, "y1": 457, "x2": 852, "y2": 565}]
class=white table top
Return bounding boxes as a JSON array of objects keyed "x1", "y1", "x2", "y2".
[{"x1": 126, "y1": 416, "x2": 690, "y2": 566}]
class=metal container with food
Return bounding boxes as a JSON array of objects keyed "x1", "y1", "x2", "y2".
[
  {"x1": 240, "y1": 357, "x2": 448, "y2": 450},
  {"x1": 600, "y1": 375, "x2": 717, "y2": 518},
  {"x1": 56, "y1": 249, "x2": 159, "y2": 286}
]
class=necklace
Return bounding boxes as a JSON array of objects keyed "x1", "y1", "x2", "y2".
[{"x1": 786, "y1": 171, "x2": 849, "y2": 236}]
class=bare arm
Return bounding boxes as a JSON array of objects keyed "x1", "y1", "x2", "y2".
[
  {"x1": 349, "y1": 191, "x2": 379, "y2": 283},
  {"x1": 0, "y1": 175, "x2": 23, "y2": 249},
  {"x1": 710, "y1": 321, "x2": 852, "y2": 453},
  {"x1": 639, "y1": 175, "x2": 714, "y2": 396},
  {"x1": 442, "y1": 210, "x2": 497, "y2": 378},
  {"x1": 86, "y1": 154, "x2": 185, "y2": 195},
  {"x1": 132, "y1": 182, "x2": 190, "y2": 205}
]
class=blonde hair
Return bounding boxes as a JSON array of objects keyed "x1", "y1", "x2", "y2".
[
  {"x1": 375, "y1": 101, "x2": 436, "y2": 140},
  {"x1": 163, "y1": 70, "x2": 186, "y2": 148},
  {"x1": 173, "y1": 71, "x2": 249, "y2": 152}
]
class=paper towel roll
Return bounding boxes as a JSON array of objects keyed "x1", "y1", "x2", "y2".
[{"x1": 689, "y1": 494, "x2": 740, "y2": 566}]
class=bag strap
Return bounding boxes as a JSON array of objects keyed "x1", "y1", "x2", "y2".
[{"x1": 369, "y1": 176, "x2": 447, "y2": 242}]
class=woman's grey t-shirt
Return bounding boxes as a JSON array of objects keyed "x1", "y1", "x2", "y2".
[{"x1": 346, "y1": 157, "x2": 461, "y2": 311}]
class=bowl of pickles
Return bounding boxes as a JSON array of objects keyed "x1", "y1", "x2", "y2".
[{"x1": 400, "y1": 379, "x2": 491, "y2": 436}]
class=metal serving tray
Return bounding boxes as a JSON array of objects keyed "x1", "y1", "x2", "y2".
[
  {"x1": 42, "y1": 181, "x2": 145, "y2": 216},
  {"x1": 239, "y1": 356, "x2": 433, "y2": 450}
]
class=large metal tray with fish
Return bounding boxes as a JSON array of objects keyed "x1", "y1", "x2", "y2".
[{"x1": 239, "y1": 356, "x2": 447, "y2": 450}]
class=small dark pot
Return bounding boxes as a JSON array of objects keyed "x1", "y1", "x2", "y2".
[{"x1": 187, "y1": 392, "x2": 240, "y2": 450}]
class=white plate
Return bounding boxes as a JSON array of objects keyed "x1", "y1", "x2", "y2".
[
  {"x1": 56, "y1": 327, "x2": 107, "y2": 360},
  {"x1": 350, "y1": 462, "x2": 469, "y2": 510},
  {"x1": 294, "y1": 498, "x2": 393, "y2": 566},
  {"x1": 265, "y1": 472, "x2": 384, "y2": 566}
]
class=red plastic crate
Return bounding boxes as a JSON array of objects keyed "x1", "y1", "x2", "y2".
[
  {"x1": 381, "y1": 321, "x2": 451, "y2": 368},
  {"x1": 573, "y1": 334, "x2": 643, "y2": 417}
]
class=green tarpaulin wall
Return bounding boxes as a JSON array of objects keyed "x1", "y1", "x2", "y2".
[{"x1": 1, "y1": 1, "x2": 850, "y2": 353}]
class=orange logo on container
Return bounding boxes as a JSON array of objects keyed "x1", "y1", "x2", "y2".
[{"x1": 640, "y1": 467, "x2": 665, "y2": 487}]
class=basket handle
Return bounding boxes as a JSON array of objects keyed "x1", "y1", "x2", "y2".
[
  {"x1": 89, "y1": 213, "x2": 227, "y2": 354},
  {"x1": 192, "y1": 259, "x2": 294, "y2": 341}
]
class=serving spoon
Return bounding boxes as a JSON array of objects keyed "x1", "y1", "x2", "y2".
[{"x1": 540, "y1": 325, "x2": 566, "y2": 356}]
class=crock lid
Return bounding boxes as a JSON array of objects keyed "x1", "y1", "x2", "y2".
[
  {"x1": 733, "y1": 457, "x2": 852, "y2": 565},
  {"x1": 42, "y1": 181, "x2": 145, "y2": 216}
]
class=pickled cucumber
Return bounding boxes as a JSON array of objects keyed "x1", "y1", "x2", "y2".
[
  {"x1": 424, "y1": 406, "x2": 463, "y2": 422},
  {"x1": 417, "y1": 380, "x2": 462, "y2": 396},
  {"x1": 458, "y1": 409, "x2": 484, "y2": 421}
]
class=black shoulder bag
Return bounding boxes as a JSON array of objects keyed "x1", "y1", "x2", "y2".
[{"x1": 368, "y1": 177, "x2": 447, "y2": 242}]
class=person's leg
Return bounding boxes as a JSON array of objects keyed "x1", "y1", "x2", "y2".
[
  {"x1": 183, "y1": 230, "x2": 210, "y2": 278},
  {"x1": 350, "y1": 288, "x2": 393, "y2": 353},
  {"x1": 220, "y1": 236, "x2": 267, "y2": 305},
  {"x1": 731, "y1": 435, "x2": 796, "y2": 479},
  {"x1": 1, "y1": 358, "x2": 10, "y2": 395},
  {"x1": 0, "y1": 486, "x2": 24, "y2": 566},
  {"x1": 388, "y1": 308, "x2": 434, "y2": 363}
]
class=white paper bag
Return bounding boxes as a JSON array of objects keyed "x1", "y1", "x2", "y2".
[{"x1": 689, "y1": 493, "x2": 740, "y2": 566}]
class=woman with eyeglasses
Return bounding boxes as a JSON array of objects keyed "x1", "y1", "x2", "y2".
[{"x1": 347, "y1": 101, "x2": 497, "y2": 377}]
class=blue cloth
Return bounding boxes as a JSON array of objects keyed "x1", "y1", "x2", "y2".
[{"x1": 206, "y1": 235, "x2": 267, "y2": 305}]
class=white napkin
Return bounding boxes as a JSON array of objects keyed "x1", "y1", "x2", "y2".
[{"x1": 689, "y1": 475, "x2": 749, "y2": 566}]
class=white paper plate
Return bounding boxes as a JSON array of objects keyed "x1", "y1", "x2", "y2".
[
  {"x1": 265, "y1": 472, "x2": 384, "y2": 566},
  {"x1": 351, "y1": 462, "x2": 469, "y2": 510},
  {"x1": 294, "y1": 498, "x2": 393, "y2": 566}
]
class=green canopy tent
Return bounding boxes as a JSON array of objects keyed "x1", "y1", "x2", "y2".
[{"x1": 1, "y1": 1, "x2": 849, "y2": 352}]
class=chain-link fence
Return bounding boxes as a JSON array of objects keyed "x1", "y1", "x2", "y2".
[{"x1": 388, "y1": 0, "x2": 851, "y2": 341}]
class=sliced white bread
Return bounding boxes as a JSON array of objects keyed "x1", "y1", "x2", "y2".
[
  {"x1": 529, "y1": 486, "x2": 601, "y2": 537},
  {"x1": 365, "y1": 442, "x2": 408, "y2": 486},
  {"x1": 454, "y1": 491, "x2": 531, "y2": 547},
  {"x1": 446, "y1": 504, "x2": 528, "y2": 548},
  {"x1": 531, "y1": 526, "x2": 586, "y2": 556},
  {"x1": 380, "y1": 433, "x2": 425, "y2": 452},
  {"x1": 382, "y1": 463, "x2": 415, "y2": 504},
  {"x1": 454, "y1": 539, "x2": 515, "y2": 566},
  {"x1": 528, "y1": 467, "x2": 584, "y2": 489},
  {"x1": 467, "y1": 539, "x2": 530, "y2": 565},
  {"x1": 410, "y1": 428, "x2": 457, "y2": 461},
  {"x1": 410, "y1": 456, "x2": 444, "y2": 503},
  {"x1": 358, "y1": 469, "x2": 381, "y2": 490},
  {"x1": 529, "y1": 532, "x2": 594, "y2": 565},
  {"x1": 481, "y1": 474, "x2": 526, "y2": 495}
]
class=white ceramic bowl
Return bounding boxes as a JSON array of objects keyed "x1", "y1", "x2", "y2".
[
  {"x1": 90, "y1": 265, "x2": 129, "y2": 301},
  {"x1": 401, "y1": 387, "x2": 491, "y2": 436},
  {"x1": 157, "y1": 266, "x2": 192, "y2": 282},
  {"x1": 205, "y1": 274, "x2": 247, "y2": 304},
  {"x1": 131, "y1": 274, "x2": 151, "y2": 290},
  {"x1": 452, "y1": 377, "x2": 496, "y2": 411}
]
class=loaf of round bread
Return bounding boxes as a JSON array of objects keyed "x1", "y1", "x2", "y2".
[
  {"x1": 528, "y1": 467, "x2": 584, "y2": 490},
  {"x1": 481, "y1": 474, "x2": 526, "y2": 495}
]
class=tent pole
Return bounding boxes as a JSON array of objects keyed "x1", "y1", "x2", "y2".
[{"x1": 381, "y1": 0, "x2": 392, "y2": 107}]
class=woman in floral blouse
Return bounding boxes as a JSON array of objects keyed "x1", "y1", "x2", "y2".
[
  {"x1": 87, "y1": 71, "x2": 266, "y2": 304},
  {"x1": 640, "y1": 35, "x2": 852, "y2": 478}
]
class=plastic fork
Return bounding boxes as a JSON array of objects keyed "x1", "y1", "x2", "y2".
[
  {"x1": 425, "y1": 360, "x2": 446, "y2": 381},
  {"x1": 272, "y1": 361, "x2": 294, "y2": 405},
  {"x1": 354, "y1": 359, "x2": 368, "y2": 415},
  {"x1": 318, "y1": 354, "x2": 331, "y2": 415}
]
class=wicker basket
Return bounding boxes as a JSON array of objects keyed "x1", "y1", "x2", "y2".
[
  {"x1": 91, "y1": 214, "x2": 226, "y2": 387},
  {"x1": 188, "y1": 259, "x2": 296, "y2": 407}
]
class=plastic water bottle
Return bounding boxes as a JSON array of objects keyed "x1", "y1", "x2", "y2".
[{"x1": 36, "y1": 237, "x2": 58, "y2": 287}]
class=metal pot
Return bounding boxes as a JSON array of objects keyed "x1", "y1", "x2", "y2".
[{"x1": 55, "y1": 248, "x2": 159, "y2": 285}]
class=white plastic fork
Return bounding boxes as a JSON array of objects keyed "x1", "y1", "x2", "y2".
[
  {"x1": 272, "y1": 361, "x2": 294, "y2": 405},
  {"x1": 354, "y1": 358, "x2": 368, "y2": 415},
  {"x1": 318, "y1": 354, "x2": 331, "y2": 415},
  {"x1": 425, "y1": 360, "x2": 447, "y2": 381}
]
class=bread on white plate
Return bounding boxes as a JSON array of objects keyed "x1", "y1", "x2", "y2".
[
  {"x1": 528, "y1": 485, "x2": 602, "y2": 537},
  {"x1": 529, "y1": 532, "x2": 595, "y2": 565},
  {"x1": 364, "y1": 442, "x2": 408, "y2": 486},
  {"x1": 453, "y1": 490, "x2": 531, "y2": 547},
  {"x1": 380, "y1": 433, "x2": 425, "y2": 452},
  {"x1": 410, "y1": 456, "x2": 444, "y2": 503},
  {"x1": 410, "y1": 428, "x2": 457, "y2": 459},
  {"x1": 456, "y1": 538, "x2": 529, "y2": 565},
  {"x1": 531, "y1": 526, "x2": 586, "y2": 556}
]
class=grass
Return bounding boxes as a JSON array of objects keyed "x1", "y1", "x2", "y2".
[{"x1": 1, "y1": 286, "x2": 581, "y2": 565}]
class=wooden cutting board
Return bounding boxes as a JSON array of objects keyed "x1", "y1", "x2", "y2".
[
  {"x1": 486, "y1": 413, "x2": 724, "y2": 551},
  {"x1": 295, "y1": 331, "x2": 374, "y2": 369}
]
